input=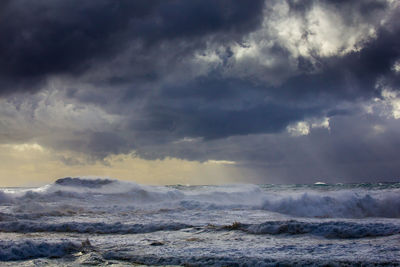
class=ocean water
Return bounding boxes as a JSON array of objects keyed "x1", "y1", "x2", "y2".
[{"x1": 0, "y1": 178, "x2": 400, "y2": 266}]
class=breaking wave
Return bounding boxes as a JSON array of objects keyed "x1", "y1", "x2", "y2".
[
  {"x1": 222, "y1": 220, "x2": 400, "y2": 238},
  {"x1": 261, "y1": 191, "x2": 400, "y2": 218},
  {"x1": 0, "y1": 240, "x2": 80, "y2": 261},
  {"x1": 33, "y1": 177, "x2": 184, "y2": 202},
  {"x1": 1, "y1": 218, "x2": 398, "y2": 239},
  {"x1": 2, "y1": 177, "x2": 400, "y2": 218},
  {"x1": 0, "y1": 221, "x2": 192, "y2": 234}
]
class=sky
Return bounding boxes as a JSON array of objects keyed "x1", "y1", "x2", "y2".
[{"x1": 0, "y1": 0, "x2": 400, "y2": 186}]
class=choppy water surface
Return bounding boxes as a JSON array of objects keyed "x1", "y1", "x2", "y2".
[{"x1": 1, "y1": 178, "x2": 400, "y2": 266}]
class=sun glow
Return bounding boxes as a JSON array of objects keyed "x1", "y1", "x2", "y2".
[{"x1": 0, "y1": 145, "x2": 243, "y2": 187}]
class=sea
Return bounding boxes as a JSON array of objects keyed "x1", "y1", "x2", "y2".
[{"x1": 0, "y1": 177, "x2": 399, "y2": 266}]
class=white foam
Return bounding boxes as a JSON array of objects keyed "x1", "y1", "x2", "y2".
[
  {"x1": 261, "y1": 190, "x2": 400, "y2": 218},
  {"x1": 4, "y1": 177, "x2": 400, "y2": 218}
]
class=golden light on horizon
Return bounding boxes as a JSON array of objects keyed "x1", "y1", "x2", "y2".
[{"x1": 0, "y1": 143, "x2": 244, "y2": 187}]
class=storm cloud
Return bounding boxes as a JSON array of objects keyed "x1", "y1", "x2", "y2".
[{"x1": 0, "y1": 0, "x2": 399, "y2": 183}]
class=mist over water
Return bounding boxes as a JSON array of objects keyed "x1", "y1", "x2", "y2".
[{"x1": 1, "y1": 177, "x2": 399, "y2": 266}]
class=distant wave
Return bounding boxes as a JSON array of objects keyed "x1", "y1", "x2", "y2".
[
  {"x1": 2, "y1": 219, "x2": 397, "y2": 239},
  {"x1": 0, "y1": 221, "x2": 192, "y2": 234},
  {"x1": 0, "y1": 240, "x2": 80, "y2": 261},
  {"x1": 2, "y1": 177, "x2": 400, "y2": 218},
  {"x1": 261, "y1": 191, "x2": 400, "y2": 218},
  {"x1": 28, "y1": 177, "x2": 185, "y2": 202},
  {"x1": 221, "y1": 220, "x2": 400, "y2": 238}
]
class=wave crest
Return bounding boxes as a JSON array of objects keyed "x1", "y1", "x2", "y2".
[
  {"x1": 224, "y1": 220, "x2": 400, "y2": 238},
  {"x1": 3, "y1": 177, "x2": 400, "y2": 219},
  {"x1": 0, "y1": 221, "x2": 193, "y2": 234},
  {"x1": 261, "y1": 191, "x2": 400, "y2": 218}
]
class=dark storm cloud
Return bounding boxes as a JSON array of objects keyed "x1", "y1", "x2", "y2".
[
  {"x1": 142, "y1": 102, "x2": 318, "y2": 140},
  {"x1": 40, "y1": 130, "x2": 133, "y2": 163},
  {"x1": 266, "y1": 1, "x2": 400, "y2": 103},
  {"x1": 286, "y1": 0, "x2": 388, "y2": 16},
  {"x1": 128, "y1": 75, "x2": 325, "y2": 141},
  {"x1": 275, "y1": 23, "x2": 400, "y2": 102},
  {"x1": 0, "y1": 0, "x2": 264, "y2": 95},
  {"x1": 134, "y1": 111, "x2": 400, "y2": 183},
  {"x1": 123, "y1": 17, "x2": 400, "y2": 145}
]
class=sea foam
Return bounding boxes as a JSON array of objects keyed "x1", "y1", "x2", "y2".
[
  {"x1": 1, "y1": 177, "x2": 400, "y2": 265},
  {"x1": 2, "y1": 177, "x2": 400, "y2": 218}
]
